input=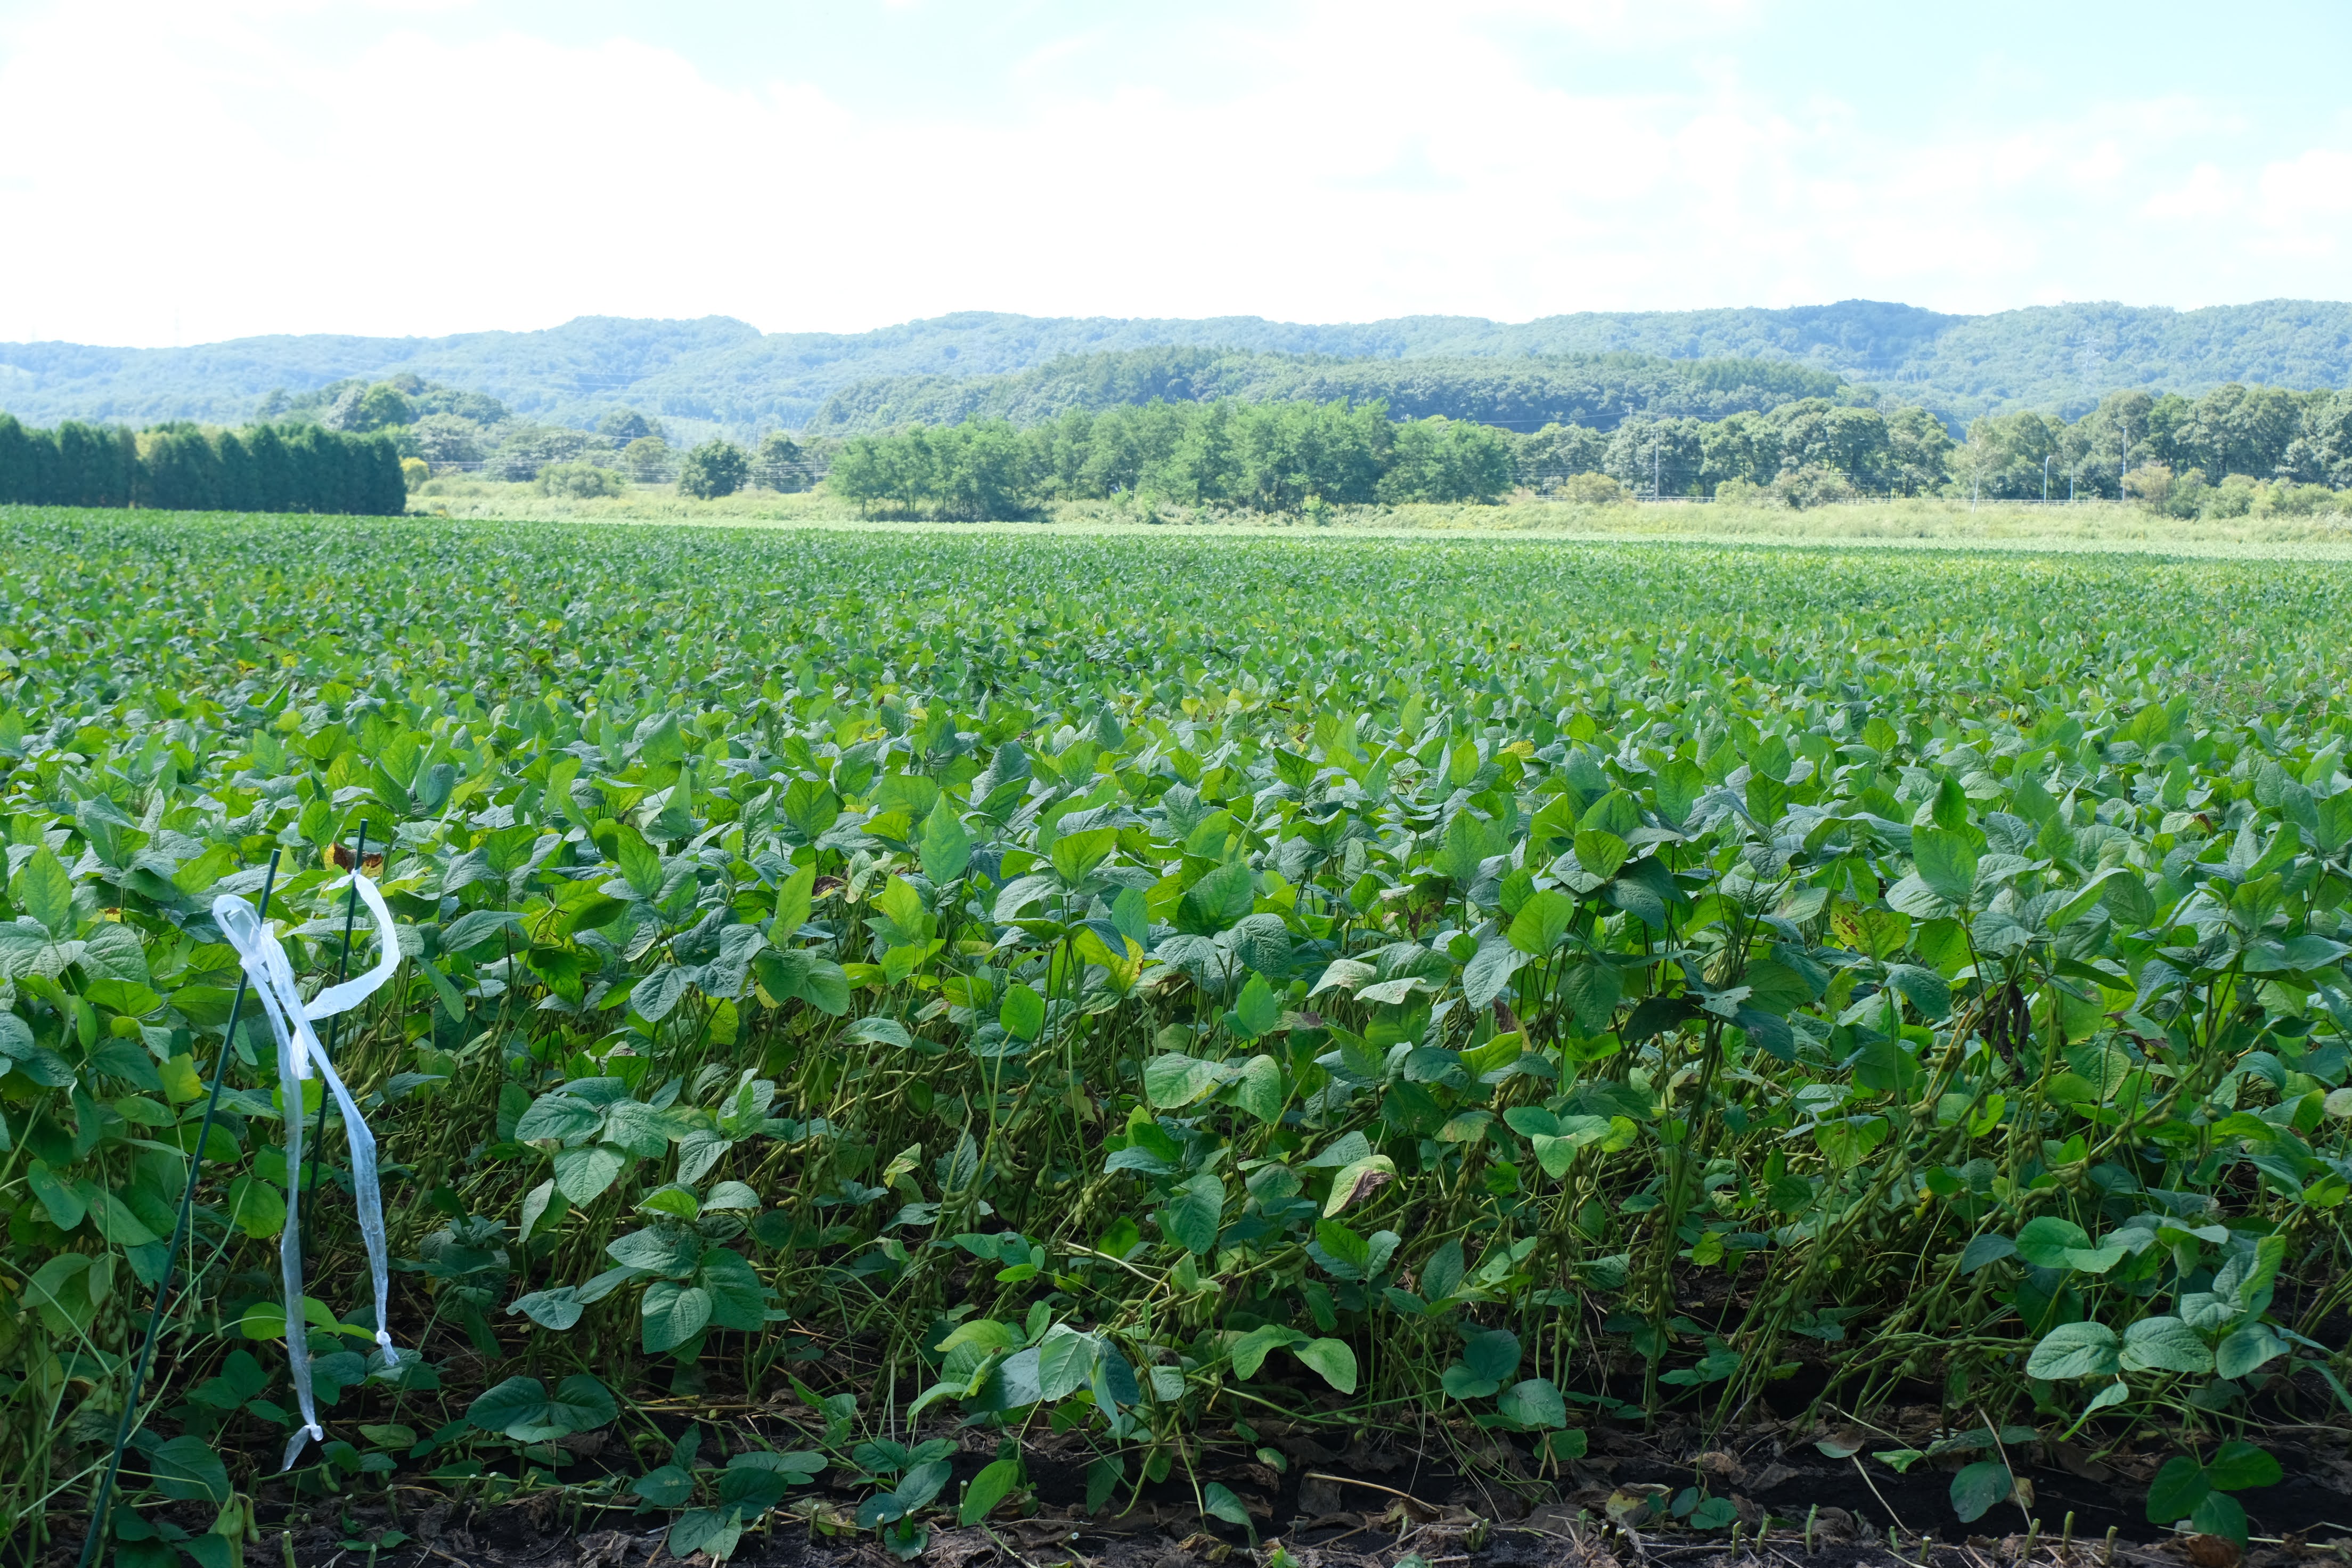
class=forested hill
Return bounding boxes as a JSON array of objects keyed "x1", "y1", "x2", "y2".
[
  {"x1": 800, "y1": 347, "x2": 1857, "y2": 434},
  {"x1": 5, "y1": 298, "x2": 2351, "y2": 434}
]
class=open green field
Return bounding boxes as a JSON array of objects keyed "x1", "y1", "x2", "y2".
[
  {"x1": 2, "y1": 505, "x2": 2350, "y2": 1564},
  {"x1": 410, "y1": 480, "x2": 2352, "y2": 559}
]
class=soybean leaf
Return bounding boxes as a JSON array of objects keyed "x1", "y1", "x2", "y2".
[
  {"x1": 1164, "y1": 1172, "x2": 1224, "y2": 1256},
  {"x1": 2120, "y1": 1316, "x2": 2212, "y2": 1375},
  {"x1": 12, "y1": 847, "x2": 75, "y2": 936},
  {"x1": 1295, "y1": 1337, "x2": 1358, "y2": 1394},
  {"x1": 1913, "y1": 827, "x2": 1979, "y2": 905},
  {"x1": 958, "y1": 1458, "x2": 1024, "y2": 1526},
  {"x1": 2026, "y1": 1322, "x2": 2120, "y2": 1380},
  {"x1": 466, "y1": 1377, "x2": 552, "y2": 1439},
  {"x1": 1495, "y1": 1377, "x2": 1566, "y2": 1430},
  {"x1": 2144, "y1": 1456, "x2": 2210, "y2": 1524},
  {"x1": 1233, "y1": 1054, "x2": 1285, "y2": 1123},
  {"x1": 1202, "y1": 1482, "x2": 1253, "y2": 1533},
  {"x1": 1507, "y1": 890, "x2": 1574, "y2": 956},
  {"x1": 1035, "y1": 1324, "x2": 1095, "y2": 1403},
  {"x1": 919, "y1": 799, "x2": 973, "y2": 884},
  {"x1": 1229, "y1": 1324, "x2": 1304, "y2": 1380},
  {"x1": 2214, "y1": 1324, "x2": 2286, "y2": 1381},
  {"x1": 641, "y1": 1282, "x2": 714, "y2": 1353},
  {"x1": 1178, "y1": 862, "x2": 1255, "y2": 935},
  {"x1": 148, "y1": 1435, "x2": 231, "y2": 1504},
  {"x1": 1949, "y1": 1460, "x2": 2014, "y2": 1524},
  {"x1": 1460, "y1": 1329, "x2": 1520, "y2": 1384},
  {"x1": 2204, "y1": 1442, "x2": 2282, "y2": 1492}
]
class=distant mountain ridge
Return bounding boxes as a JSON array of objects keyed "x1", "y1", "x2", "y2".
[{"x1": 5, "y1": 298, "x2": 2350, "y2": 435}]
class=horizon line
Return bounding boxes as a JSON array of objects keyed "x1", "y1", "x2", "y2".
[{"x1": 9, "y1": 295, "x2": 2352, "y2": 355}]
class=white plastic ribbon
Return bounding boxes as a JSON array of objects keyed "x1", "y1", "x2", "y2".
[{"x1": 213, "y1": 871, "x2": 405, "y2": 1471}]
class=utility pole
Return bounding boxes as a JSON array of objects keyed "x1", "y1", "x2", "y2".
[
  {"x1": 2043, "y1": 453, "x2": 2050, "y2": 503},
  {"x1": 2119, "y1": 416, "x2": 2129, "y2": 498},
  {"x1": 1653, "y1": 437, "x2": 1662, "y2": 502}
]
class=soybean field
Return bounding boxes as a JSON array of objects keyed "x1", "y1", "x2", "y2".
[{"x1": 3, "y1": 507, "x2": 2351, "y2": 1566}]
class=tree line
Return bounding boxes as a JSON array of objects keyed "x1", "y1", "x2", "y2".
[
  {"x1": 826, "y1": 398, "x2": 1517, "y2": 518},
  {"x1": 807, "y1": 344, "x2": 1857, "y2": 435},
  {"x1": 819, "y1": 394, "x2": 1971, "y2": 516},
  {"x1": 834, "y1": 381, "x2": 2352, "y2": 519},
  {"x1": 1955, "y1": 384, "x2": 2352, "y2": 498},
  {"x1": 1514, "y1": 399, "x2": 1954, "y2": 501},
  {"x1": 0, "y1": 415, "x2": 407, "y2": 515},
  {"x1": 270, "y1": 374, "x2": 656, "y2": 484},
  {"x1": 14, "y1": 369, "x2": 2349, "y2": 520},
  {"x1": 273, "y1": 375, "x2": 835, "y2": 498},
  {"x1": 1508, "y1": 381, "x2": 2352, "y2": 504}
]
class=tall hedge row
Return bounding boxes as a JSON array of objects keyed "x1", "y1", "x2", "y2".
[{"x1": 0, "y1": 414, "x2": 407, "y2": 516}]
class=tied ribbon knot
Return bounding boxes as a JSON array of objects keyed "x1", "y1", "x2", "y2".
[{"x1": 214, "y1": 872, "x2": 405, "y2": 1472}]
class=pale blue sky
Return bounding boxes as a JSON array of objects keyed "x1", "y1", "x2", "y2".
[{"x1": 4, "y1": 0, "x2": 2349, "y2": 346}]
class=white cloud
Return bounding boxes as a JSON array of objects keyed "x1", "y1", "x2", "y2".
[
  {"x1": 1, "y1": 0, "x2": 2348, "y2": 346},
  {"x1": 2142, "y1": 162, "x2": 2240, "y2": 219},
  {"x1": 2252, "y1": 148, "x2": 2352, "y2": 258}
]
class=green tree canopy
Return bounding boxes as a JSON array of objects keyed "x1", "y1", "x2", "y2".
[
  {"x1": 599, "y1": 407, "x2": 664, "y2": 442},
  {"x1": 754, "y1": 431, "x2": 809, "y2": 492},
  {"x1": 353, "y1": 382, "x2": 414, "y2": 431},
  {"x1": 0, "y1": 416, "x2": 401, "y2": 513},
  {"x1": 623, "y1": 436, "x2": 672, "y2": 482},
  {"x1": 678, "y1": 438, "x2": 750, "y2": 499}
]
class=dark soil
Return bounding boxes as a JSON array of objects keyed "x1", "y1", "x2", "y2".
[{"x1": 31, "y1": 1416, "x2": 2352, "y2": 1568}]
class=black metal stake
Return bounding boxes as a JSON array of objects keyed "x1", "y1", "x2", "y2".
[
  {"x1": 302, "y1": 821, "x2": 370, "y2": 1251},
  {"x1": 78, "y1": 849, "x2": 282, "y2": 1568}
]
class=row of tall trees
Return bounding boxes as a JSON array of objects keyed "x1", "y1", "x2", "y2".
[
  {"x1": 1548, "y1": 383, "x2": 2352, "y2": 504},
  {"x1": 1953, "y1": 386, "x2": 2352, "y2": 499},
  {"x1": 0, "y1": 416, "x2": 407, "y2": 515},
  {"x1": 1513, "y1": 401, "x2": 1956, "y2": 499},
  {"x1": 16, "y1": 374, "x2": 2346, "y2": 518},
  {"x1": 828, "y1": 400, "x2": 1514, "y2": 518},
  {"x1": 1026, "y1": 380, "x2": 2352, "y2": 508}
]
